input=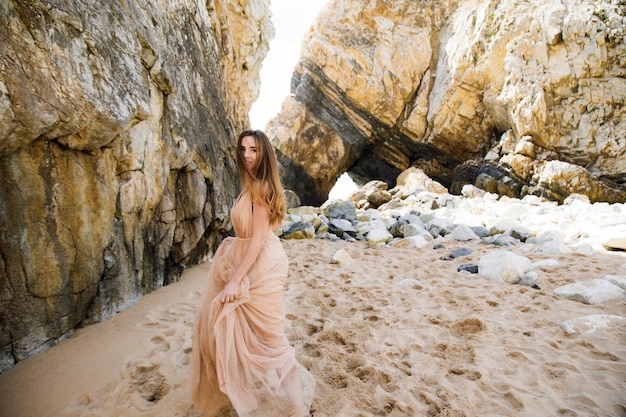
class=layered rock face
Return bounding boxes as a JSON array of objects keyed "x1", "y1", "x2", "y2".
[
  {"x1": 268, "y1": 0, "x2": 626, "y2": 206},
  {"x1": 0, "y1": 0, "x2": 272, "y2": 372}
]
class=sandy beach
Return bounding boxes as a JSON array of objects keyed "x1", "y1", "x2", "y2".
[{"x1": 0, "y1": 237, "x2": 625, "y2": 417}]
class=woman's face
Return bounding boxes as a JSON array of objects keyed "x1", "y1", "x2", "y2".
[{"x1": 240, "y1": 135, "x2": 259, "y2": 171}]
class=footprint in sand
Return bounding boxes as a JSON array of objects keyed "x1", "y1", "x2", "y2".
[
  {"x1": 139, "y1": 321, "x2": 169, "y2": 329},
  {"x1": 123, "y1": 360, "x2": 172, "y2": 407},
  {"x1": 187, "y1": 290, "x2": 202, "y2": 300},
  {"x1": 62, "y1": 359, "x2": 173, "y2": 415},
  {"x1": 450, "y1": 318, "x2": 485, "y2": 337},
  {"x1": 555, "y1": 407, "x2": 578, "y2": 417},
  {"x1": 304, "y1": 322, "x2": 322, "y2": 336},
  {"x1": 449, "y1": 367, "x2": 482, "y2": 381},
  {"x1": 503, "y1": 390, "x2": 525, "y2": 412},
  {"x1": 61, "y1": 301, "x2": 198, "y2": 415},
  {"x1": 433, "y1": 342, "x2": 476, "y2": 364},
  {"x1": 542, "y1": 361, "x2": 578, "y2": 379},
  {"x1": 150, "y1": 335, "x2": 171, "y2": 353}
]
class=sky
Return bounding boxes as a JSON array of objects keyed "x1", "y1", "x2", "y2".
[
  {"x1": 249, "y1": 0, "x2": 358, "y2": 199},
  {"x1": 249, "y1": 0, "x2": 328, "y2": 129}
]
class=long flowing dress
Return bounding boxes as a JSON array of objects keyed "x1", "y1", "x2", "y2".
[{"x1": 190, "y1": 191, "x2": 315, "y2": 417}]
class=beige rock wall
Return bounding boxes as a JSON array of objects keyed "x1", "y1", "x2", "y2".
[
  {"x1": 0, "y1": 0, "x2": 272, "y2": 372},
  {"x1": 268, "y1": 0, "x2": 625, "y2": 205}
]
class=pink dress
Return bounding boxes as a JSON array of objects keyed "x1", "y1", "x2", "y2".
[{"x1": 190, "y1": 191, "x2": 315, "y2": 417}]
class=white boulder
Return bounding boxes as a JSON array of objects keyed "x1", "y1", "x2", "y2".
[{"x1": 478, "y1": 250, "x2": 533, "y2": 284}]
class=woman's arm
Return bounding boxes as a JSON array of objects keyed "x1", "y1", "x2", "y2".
[{"x1": 220, "y1": 201, "x2": 271, "y2": 303}]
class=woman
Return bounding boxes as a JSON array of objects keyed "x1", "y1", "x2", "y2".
[{"x1": 190, "y1": 130, "x2": 315, "y2": 417}]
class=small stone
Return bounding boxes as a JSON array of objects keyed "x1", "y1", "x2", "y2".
[
  {"x1": 573, "y1": 243, "x2": 594, "y2": 255},
  {"x1": 329, "y1": 218, "x2": 356, "y2": 235},
  {"x1": 562, "y1": 193, "x2": 590, "y2": 205},
  {"x1": 489, "y1": 218, "x2": 522, "y2": 236},
  {"x1": 461, "y1": 184, "x2": 486, "y2": 198},
  {"x1": 403, "y1": 223, "x2": 430, "y2": 239},
  {"x1": 457, "y1": 263, "x2": 479, "y2": 274},
  {"x1": 560, "y1": 314, "x2": 626, "y2": 335},
  {"x1": 478, "y1": 250, "x2": 533, "y2": 284},
  {"x1": 490, "y1": 235, "x2": 520, "y2": 247},
  {"x1": 315, "y1": 231, "x2": 340, "y2": 241},
  {"x1": 603, "y1": 238, "x2": 626, "y2": 251},
  {"x1": 426, "y1": 218, "x2": 452, "y2": 238},
  {"x1": 323, "y1": 200, "x2": 356, "y2": 221},
  {"x1": 393, "y1": 235, "x2": 430, "y2": 249},
  {"x1": 282, "y1": 222, "x2": 315, "y2": 239},
  {"x1": 446, "y1": 224, "x2": 479, "y2": 241},
  {"x1": 366, "y1": 229, "x2": 393, "y2": 247},
  {"x1": 366, "y1": 188, "x2": 392, "y2": 208},
  {"x1": 316, "y1": 221, "x2": 329, "y2": 234},
  {"x1": 396, "y1": 278, "x2": 425, "y2": 289},
  {"x1": 536, "y1": 240, "x2": 572, "y2": 255},
  {"x1": 449, "y1": 247, "x2": 474, "y2": 259},
  {"x1": 519, "y1": 273, "x2": 540, "y2": 289},
  {"x1": 470, "y1": 226, "x2": 490, "y2": 238},
  {"x1": 357, "y1": 208, "x2": 383, "y2": 222},
  {"x1": 284, "y1": 190, "x2": 302, "y2": 209},
  {"x1": 341, "y1": 233, "x2": 356, "y2": 242},
  {"x1": 330, "y1": 249, "x2": 354, "y2": 265},
  {"x1": 603, "y1": 275, "x2": 626, "y2": 291},
  {"x1": 553, "y1": 279, "x2": 624, "y2": 305}
]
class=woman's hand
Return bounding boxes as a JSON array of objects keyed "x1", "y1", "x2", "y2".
[{"x1": 220, "y1": 279, "x2": 241, "y2": 303}]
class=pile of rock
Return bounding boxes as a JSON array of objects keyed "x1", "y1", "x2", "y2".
[
  {"x1": 278, "y1": 168, "x2": 626, "y2": 307},
  {"x1": 280, "y1": 168, "x2": 625, "y2": 253}
]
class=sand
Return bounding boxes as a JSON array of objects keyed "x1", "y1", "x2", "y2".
[{"x1": 0, "y1": 238, "x2": 625, "y2": 417}]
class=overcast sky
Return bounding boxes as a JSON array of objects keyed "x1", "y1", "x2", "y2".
[{"x1": 249, "y1": 0, "x2": 329, "y2": 129}]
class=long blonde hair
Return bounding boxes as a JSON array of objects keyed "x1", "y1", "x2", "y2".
[{"x1": 236, "y1": 130, "x2": 286, "y2": 227}]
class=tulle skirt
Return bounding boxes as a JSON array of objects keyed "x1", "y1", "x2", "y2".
[{"x1": 190, "y1": 233, "x2": 315, "y2": 417}]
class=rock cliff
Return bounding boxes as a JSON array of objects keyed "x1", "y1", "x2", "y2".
[
  {"x1": 268, "y1": 0, "x2": 626, "y2": 206},
  {"x1": 0, "y1": 0, "x2": 272, "y2": 372}
]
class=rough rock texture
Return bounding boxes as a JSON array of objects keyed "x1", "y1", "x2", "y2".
[
  {"x1": 0, "y1": 0, "x2": 272, "y2": 372},
  {"x1": 267, "y1": 0, "x2": 626, "y2": 206}
]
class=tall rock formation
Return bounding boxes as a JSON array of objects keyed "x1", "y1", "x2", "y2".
[
  {"x1": 0, "y1": 0, "x2": 272, "y2": 372},
  {"x1": 268, "y1": 0, "x2": 625, "y2": 206}
]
